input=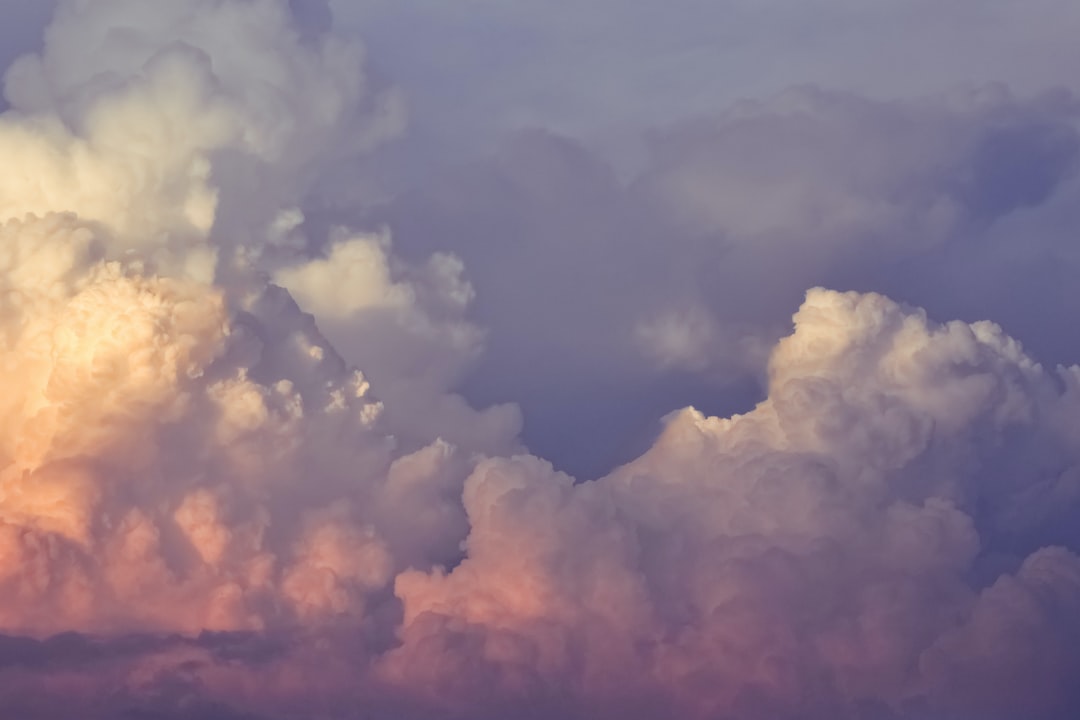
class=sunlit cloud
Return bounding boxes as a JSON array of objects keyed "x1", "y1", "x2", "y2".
[{"x1": 0, "y1": 1, "x2": 1079, "y2": 719}]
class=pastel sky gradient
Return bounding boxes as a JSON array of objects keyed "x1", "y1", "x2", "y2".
[{"x1": 1, "y1": 1, "x2": 1080, "y2": 719}]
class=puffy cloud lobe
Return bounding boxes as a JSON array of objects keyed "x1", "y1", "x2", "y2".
[
  {"x1": 275, "y1": 230, "x2": 521, "y2": 454},
  {"x1": 0, "y1": 213, "x2": 478, "y2": 641},
  {"x1": 389, "y1": 289, "x2": 1080, "y2": 719},
  {"x1": 0, "y1": 0, "x2": 404, "y2": 278},
  {"x1": 0, "y1": 0, "x2": 516, "y2": 644},
  {"x1": 0, "y1": 0, "x2": 488, "y2": 652}
]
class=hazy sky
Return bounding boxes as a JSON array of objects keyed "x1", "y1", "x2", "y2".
[
  {"x1": 2, "y1": 1, "x2": 1080, "y2": 718},
  {"x1": 329, "y1": 0, "x2": 1080, "y2": 160}
]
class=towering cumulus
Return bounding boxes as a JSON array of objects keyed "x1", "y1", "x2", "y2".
[
  {"x1": 0, "y1": 2, "x2": 1079, "y2": 720},
  {"x1": 0, "y1": 0, "x2": 504, "y2": 647}
]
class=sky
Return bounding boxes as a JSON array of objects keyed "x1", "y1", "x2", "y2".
[
  {"x1": 1, "y1": 1, "x2": 1080, "y2": 718},
  {"x1": 329, "y1": 0, "x2": 1080, "y2": 164}
]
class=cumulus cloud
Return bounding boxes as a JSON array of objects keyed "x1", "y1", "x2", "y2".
[
  {"x1": 0, "y1": 211, "x2": 477, "y2": 641},
  {"x1": 389, "y1": 288, "x2": 1080, "y2": 719},
  {"x1": 2, "y1": 1, "x2": 1080, "y2": 719},
  {"x1": 0, "y1": 0, "x2": 497, "y2": 663},
  {"x1": 275, "y1": 229, "x2": 521, "y2": 454},
  {"x1": 0, "y1": 0, "x2": 402, "y2": 278},
  {"x1": 364, "y1": 87, "x2": 1079, "y2": 475},
  {"x1": 5, "y1": 282, "x2": 1080, "y2": 718}
]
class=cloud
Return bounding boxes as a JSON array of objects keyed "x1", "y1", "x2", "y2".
[
  {"x1": 0, "y1": 0, "x2": 403, "y2": 278},
  {"x1": 274, "y1": 229, "x2": 521, "y2": 454},
  {"x1": 1, "y1": 1, "x2": 1080, "y2": 719},
  {"x1": 389, "y1": 288, "x2": 1080, "y2": 720},
  {"x1": 0, "y1": 0, "x2": 54, "y2": 112},
  {"x1": 363, "y1": 85, "x2": 1079, "y2": 476},
  {"x1": 0, "y1": 0, "x2": 497, "y2": 653}
]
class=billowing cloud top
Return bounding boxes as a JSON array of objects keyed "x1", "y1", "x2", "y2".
[{"x1": 0, "y1": 1, "x2": 1079, "y2": 719}]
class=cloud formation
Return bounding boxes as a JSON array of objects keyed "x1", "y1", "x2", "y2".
[
  {"x1": 367, "y1": 85, "x2": 1079, "y2": 475},
  {"x1": 1, "y1": 1, "x2": 1080, "y2": 719},
  {"x1": 387, "y1": 288, "x2": 1080, "y2": 719},
  {"x1": 0, "y1": 0, "x2": 491, "y2": 649}
]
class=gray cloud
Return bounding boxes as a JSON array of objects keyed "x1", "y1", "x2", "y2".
[{"x1": 0, "y1": 0, "x2": 54, "y2": 112}]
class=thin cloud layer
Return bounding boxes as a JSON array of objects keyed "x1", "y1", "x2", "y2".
[
  {"x1": 0, "y1": 1, "x2": 1079, "y2": 719},
  {"x1": 329, "y1": 0, "x2": 1080, "y2": 161}
]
